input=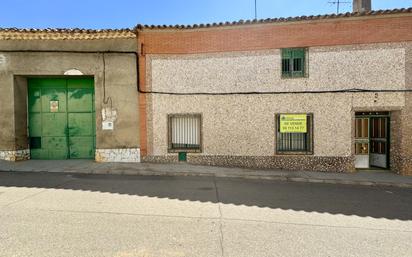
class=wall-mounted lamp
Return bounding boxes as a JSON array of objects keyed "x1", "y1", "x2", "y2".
[{"x1": 64, "y1": 68, "x2": 84, "y2": 76}]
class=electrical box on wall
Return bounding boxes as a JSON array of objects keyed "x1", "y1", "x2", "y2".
[
  {"x1": 102, "y1": 121, "x2": 114, "y2": 130},
  {"x1": 101, "y1": 107, "x2": 117, "y2": 131}
]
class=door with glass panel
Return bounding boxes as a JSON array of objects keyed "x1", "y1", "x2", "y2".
[
  {"x1": 369, "y1": 117, "x2": 388, "y2": 168},
  {"x1": 355, "y1": 118, "x2": 370, "y2": 169},
  {"x1": 354, "y1": 113, "x2": 389, "y2": 169}
]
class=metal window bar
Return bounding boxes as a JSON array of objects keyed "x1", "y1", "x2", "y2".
[
  {"x1": 282, "y1": 59, "x2": 291, "y2": 76},
  {"x1": 171, "y1": 115, "x2": 200, "y2": 150},
  {"x1": 277, "y1": 115, "x2": 311, "y2": 152},
  {"x1": 282, "y1": 48, "x2": 305, "y2": 78}
]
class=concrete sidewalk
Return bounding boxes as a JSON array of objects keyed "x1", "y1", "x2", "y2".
[{"x1": 1, "y1": 159, "x2": 412, "y2": 188}]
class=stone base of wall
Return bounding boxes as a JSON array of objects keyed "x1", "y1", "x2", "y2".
[
  {"x1": 143, "y1": 155, "x2": 355, "y2": 173},
  {"x1": 95, "y1": 148, "x2": 141, "y2": 163},
  {"x1": 398, "y1": 158, "x2": 412, "y2": 176},
  {"x1": 142, "y1": 155, "x2": 179, "y2": 164},
  {"x1": 0, "y1": 149, "x2": 30, "y2": 161}
]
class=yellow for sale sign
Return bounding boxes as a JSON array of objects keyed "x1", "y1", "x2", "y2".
[{"x1": 280, "y1": 114, "x2": 307, "y2": 133}]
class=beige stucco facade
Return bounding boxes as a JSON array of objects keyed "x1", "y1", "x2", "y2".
[
  {"x1": 0, "y1": 38, "x2": 141, "y2": 162},
  {"x1": 145, "y1": 43, "x2": 411, "y2": 173}
]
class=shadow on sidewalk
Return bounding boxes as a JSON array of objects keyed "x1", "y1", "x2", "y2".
[{"x1": 1, "y1": 171, "x2": 411, "y2": 220}]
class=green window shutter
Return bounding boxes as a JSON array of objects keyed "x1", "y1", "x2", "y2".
[
  {"x1": 282, "y1": 49, "x2": 292, "y2": 77},
  {"x1": 282, "y1": 49, "x2": 292, "y2": 59},
  {"x1": 292, "y1": 48, "x2": 305, "y2": 77},
  {"x1": 282, "y1": 48, "x2": 306, "y2": 78},
  {"x1": 292, "y1": 48, "x2": 305, "y2": 59}
]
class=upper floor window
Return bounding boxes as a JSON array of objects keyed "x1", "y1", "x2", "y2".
[{"x1": 281, "y1": 48, "x2": 306, "y2": 78}]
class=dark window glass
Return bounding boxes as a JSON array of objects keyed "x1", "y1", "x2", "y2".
[
  {"x1": 282, "y1": 59, "x2": 290, "y2": 75},
  {"x1": 293, "y1": 58, "x2": 303, "y2": 72},
  {"x1": 371, "y1": 141, "x2": 386, "y2": 154}
]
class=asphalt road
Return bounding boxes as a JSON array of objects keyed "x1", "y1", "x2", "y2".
[{"x1": 0, "y1": 172, "x2": 411, "y2": 257}]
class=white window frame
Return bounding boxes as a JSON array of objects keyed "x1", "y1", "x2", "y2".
[{"x1": 168, "y1": 113, "x2": 202, "y2": 153}]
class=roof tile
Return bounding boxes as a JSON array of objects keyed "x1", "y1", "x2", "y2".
[
  {"x1": 1, "y1": 7, "x2": 412, "y2": 39},
  {"x1": 135, "y1": 7, "x2": 412, "y2": 31},
  {"x1": 0, "y1": 28, "x2": 135, "y2": 40}
]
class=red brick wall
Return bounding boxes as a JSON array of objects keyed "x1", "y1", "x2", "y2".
[
  {"x1": 139, "y1": 15, "x2": 412, "y2": 54},
  {"x1": 138, "y1": 36, "x2": 148, "y2": 157}
]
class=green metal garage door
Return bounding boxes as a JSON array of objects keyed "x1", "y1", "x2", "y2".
[{"x1": 28, "y1": 78, "x2": 95, "y2": 160}]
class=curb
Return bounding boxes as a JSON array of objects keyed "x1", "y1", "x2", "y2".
[{"x1": 1, "y1": 169, "x2": 412, "y2": 189}]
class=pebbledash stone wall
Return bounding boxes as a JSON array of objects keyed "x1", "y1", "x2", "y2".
[
  {"x1": 399, "y1": 44, "x2": 412, "y2": 175},
  {"x1": 0, "y1": 149, "x2": 30, "y2": 161},
  {"x1": 144, "y1": 42, "x2": 409, "y2": 172},
  {"x1": 95, "y1": 148, "x2": 141, "y2": 163},
  {"x1": 149, "y1": 45, "x2": 405, "y2": 93}
]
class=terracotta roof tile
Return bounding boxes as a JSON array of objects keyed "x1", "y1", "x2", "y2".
[
  {"x1": 0, "y1": 28, "x2": 136, "y2": 40},
  {"x1": 136, "y1": 7, "x2": 412, "y2": 30},
  {"x1": 1, "y1": 7, "x2": 411, "y2": 39}
]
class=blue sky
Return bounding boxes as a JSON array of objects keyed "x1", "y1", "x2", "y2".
[{"x1": 0, "y1": 0, "x2": 411, "y2": 29}]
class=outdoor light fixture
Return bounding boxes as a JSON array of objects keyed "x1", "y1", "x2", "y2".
[{"x1": 64, "y1": 68, "x2": 84, "y2": 75}]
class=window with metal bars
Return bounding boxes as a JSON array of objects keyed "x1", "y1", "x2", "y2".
[
  {"x1": 281, "y1": 48, "x2": 306, "y2": 78},
  {"x1": 168, "y1": 114, "x2": 202, "y2": 152},
  {"x1": 276, "y1": 114, "x2": 313, "y2": 154}
]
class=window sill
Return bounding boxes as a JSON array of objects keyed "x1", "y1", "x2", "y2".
[
  {"x1": 275, "y1": 151, "x2": 313, "y2": 156},
  {"x1": 168, "y1": 149, "x2": 202, "y2": 153},
  {"x1": 281, "y1": 75, "x2": 307, "y2": 79}
]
